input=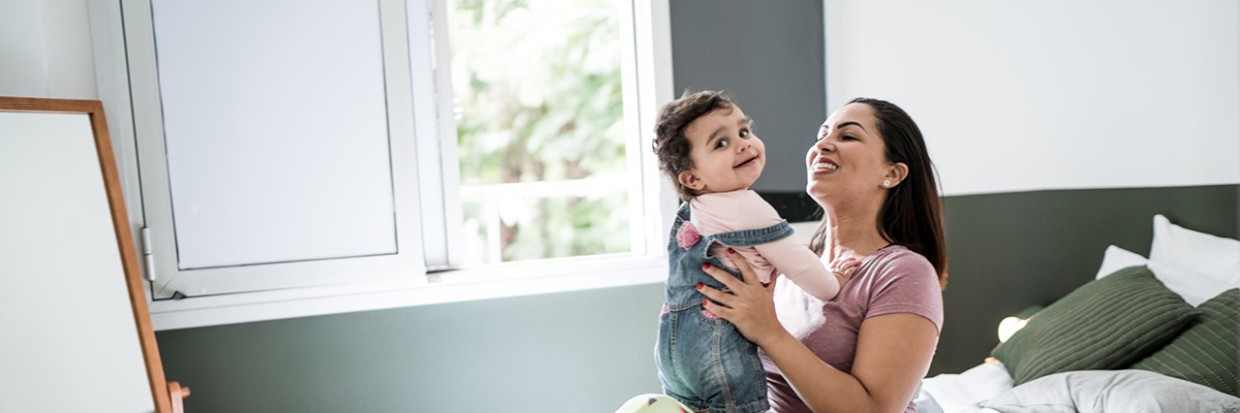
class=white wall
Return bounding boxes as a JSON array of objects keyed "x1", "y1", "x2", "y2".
[
  {"x1": 6, "y1": 1, "x2": 1238, "y2": 199},
  {"x1": 1, "y1": 1, "x2": 146, "y2": 258},
  {"x1": 0, "y1": 0, "x2": 97, "y2": 100},
  {"x1": 826, "y1": 0, "x2": 1240, "y2": 196}
]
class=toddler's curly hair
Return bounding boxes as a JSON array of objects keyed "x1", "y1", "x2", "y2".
[{"x1": 652, "y1": 90, "x2": 735, "y2": 201}]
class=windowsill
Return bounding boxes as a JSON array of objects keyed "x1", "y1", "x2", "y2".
[
  {"x1": 147, "y1": 255, "x2": 667, "y2": 331},
  {"x1": 147, "y1": 222, "x2": 819, "y2": 331}
]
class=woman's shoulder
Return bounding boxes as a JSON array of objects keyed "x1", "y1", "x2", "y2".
[
  {"x1": 857, "y1": 245, "x2": 944, "y2": 329},
  {"x1": 864, "y1": 245, "x2": 937, "y2": 283},
  {"x1": 871, "y1": 244, "x2": 931, "y2": 267}
]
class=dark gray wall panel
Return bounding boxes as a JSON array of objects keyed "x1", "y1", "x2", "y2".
[{"x1": 669, "y1": 0, "x2": 825, "y2": 192}]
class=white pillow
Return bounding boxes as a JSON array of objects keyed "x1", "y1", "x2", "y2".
[
  {"x1": 1094, "y1": 245, "x2": 1148, "y2": 279},
  {"x1": 1147, "y1": 214, "x2": 1240, "y2": 307}
]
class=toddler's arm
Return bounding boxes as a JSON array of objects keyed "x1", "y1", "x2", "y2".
[{"x1": 754, "y1": 239, "x2": 841, "y2": 300}]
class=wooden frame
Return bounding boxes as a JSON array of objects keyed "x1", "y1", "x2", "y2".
[{"x1": 0, "y1": 97, "x2": 182, "y2": 412}]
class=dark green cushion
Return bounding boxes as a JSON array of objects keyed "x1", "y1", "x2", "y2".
[
  {"x1": 1132, "y1": 288, "x2": 1240, "y2": 396},
  {"x1": 992, "y1": 266, "x2": 1199, "y2": 385}
]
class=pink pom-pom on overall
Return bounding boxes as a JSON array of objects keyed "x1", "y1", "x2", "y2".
[{"x1": 676, "y1": 222, "x2": 701, "y2": 250}]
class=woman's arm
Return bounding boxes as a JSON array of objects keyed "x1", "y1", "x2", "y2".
[
  {"x1": 699, "y1": 250, "x2": 937, "y2": 413},
  {"x1": 763, "y1": 313, "x2": 937, "y2": 413}
]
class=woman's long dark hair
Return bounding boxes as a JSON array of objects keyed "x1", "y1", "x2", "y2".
[{"x1": 809, "y1": 97, "x2": 948, "y2": 289}]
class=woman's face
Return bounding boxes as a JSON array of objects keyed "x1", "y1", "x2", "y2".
[{"x1": 805, "y1": 103, "x2": 897, "y2": 206}]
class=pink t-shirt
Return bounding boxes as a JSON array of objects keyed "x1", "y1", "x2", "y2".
[{"x1": 761, "y1": 245, "x2": 943, "y2": 413}]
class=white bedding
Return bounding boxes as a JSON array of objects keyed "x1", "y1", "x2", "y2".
[
  {"x1": 915, "y1": 361, "x2": 1240, "y2": 413},
  {"x1": 914, "y1": 360, "x2": 1012, "y2": 413}
]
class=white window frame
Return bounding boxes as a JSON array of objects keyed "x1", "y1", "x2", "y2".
[
  {"x1": 89, "y1": 0, "x2": 675, "y2": 330},
  {"x1": 111, "y1": 0, "x2": 428, "y2": 300}
]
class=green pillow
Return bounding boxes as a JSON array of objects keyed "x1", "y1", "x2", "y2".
[
  {"x1": 1132, "y1": 288, "x2": 1239, "y2": 396},
  {"x1": 992, "y1": 266, "x2": 1199, "y2": 385}
]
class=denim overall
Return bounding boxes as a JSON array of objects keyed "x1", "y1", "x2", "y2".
[{"x1": 656, "y1": 203, "x2": 793, "y2": 413}]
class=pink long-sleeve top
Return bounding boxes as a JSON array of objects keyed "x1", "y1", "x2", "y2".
[{"x1": 689, "y1": 190, "x2": 840, "y2": 300}]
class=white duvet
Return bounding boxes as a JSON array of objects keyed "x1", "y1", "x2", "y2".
[
  {"x1": 914, "y1": 360, "x2": 1012, "y2": 413},
  {"x1": 915, "y1": 361, "x2": 1240, "y2": 413}
]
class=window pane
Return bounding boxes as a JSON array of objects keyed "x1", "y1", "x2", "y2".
[
  {"x1": 150, "y1": 0, "x2": 397, "y2": 269},
  {"x1": 447, "y1": 0, "x2": 629, "y2": 265}
]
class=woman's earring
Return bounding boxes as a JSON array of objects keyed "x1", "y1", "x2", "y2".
[{"x1": 882, "y1": 179, "x2": 892, "y2": 188}]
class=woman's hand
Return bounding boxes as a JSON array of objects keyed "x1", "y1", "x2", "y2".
[{"x1": 698, "y1": 248, "x2": 785, "y2": 347}]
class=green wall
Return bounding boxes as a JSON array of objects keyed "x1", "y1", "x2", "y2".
[{"x1": 157, "y1": 285, "x2": 666, "y2": 412}]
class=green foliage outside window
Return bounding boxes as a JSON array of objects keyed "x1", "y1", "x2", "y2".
[{"x1": 448, "y1": 0, "x2": 630, "y2": 264}]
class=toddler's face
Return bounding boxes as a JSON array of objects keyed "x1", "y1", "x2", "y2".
[{"x1": 678, "y1": 105, "x2": 765, "y2": 195}]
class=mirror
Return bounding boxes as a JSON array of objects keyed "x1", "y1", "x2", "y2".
[{"x1": 0, "y1": 97, "x2": 177, "y2": 412}]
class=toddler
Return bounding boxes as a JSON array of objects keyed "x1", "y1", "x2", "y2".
[{"x1": 650, "y1": 90, "x2": 855, "y2": 413}]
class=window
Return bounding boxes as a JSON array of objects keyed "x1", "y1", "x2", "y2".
[
  {"x1": 447, "y1": 0, "x2": 639, "y2": 266},
  {"x1": 90, "y1": 0, "x2": 673, "y2": 327}
]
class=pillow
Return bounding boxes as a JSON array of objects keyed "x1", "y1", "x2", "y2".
[
  {"x1": 1148, "y1": 214, "x2": 1240, "y2": 306},
  {"x1": 1132, "y1": 288, "x2": 1240, "y2": 396},
  {"x1": 980, "y1": 370, "x2": 1240, "y2": 413},
  {"x1": 991, "y1": 266, "x2": 1198, "y2": 385},
  {"x1": 1095, "y1": 245, "x2": 1147, "y2": 279}
]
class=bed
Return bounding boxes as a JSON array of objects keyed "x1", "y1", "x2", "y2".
[{"x1": 915, "y1": 214, "x2": 1240, "y2": 413}]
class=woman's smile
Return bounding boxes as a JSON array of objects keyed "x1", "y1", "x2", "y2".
[{"x1": 810, "y1": 156, "x2": 839, "y2": 175}]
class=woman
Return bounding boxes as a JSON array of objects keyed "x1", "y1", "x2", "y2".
[{"x1": 698, "y1": 97, "x2": 947, "y2": 413}]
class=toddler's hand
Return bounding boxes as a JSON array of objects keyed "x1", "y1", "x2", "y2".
[{"x1": 829, "y1": 256, "x2": 861, "y2": 282}]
